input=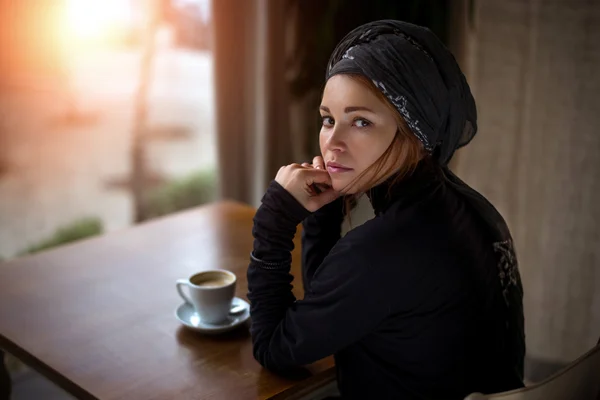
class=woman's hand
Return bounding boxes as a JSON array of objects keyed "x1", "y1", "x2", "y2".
[{"x1": 275, "y1": 156, "x2": 339, "y2": 212}]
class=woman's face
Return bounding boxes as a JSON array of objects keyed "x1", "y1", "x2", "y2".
[{"x1": 319, "y1": 74, "x2": 399, "y2": 194}]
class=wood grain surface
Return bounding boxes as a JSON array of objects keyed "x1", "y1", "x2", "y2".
[{"x1": 0, "y1": 201, "x2": 334, "y2": 399}]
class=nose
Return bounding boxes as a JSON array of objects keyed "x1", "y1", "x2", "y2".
[{"x1": 323, "y1": 125, "x2": 346, "y2": 153}]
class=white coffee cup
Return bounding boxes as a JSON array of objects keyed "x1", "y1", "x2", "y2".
[{"x1": 176, "y1": 270, "x2": 237, "y2": 324}]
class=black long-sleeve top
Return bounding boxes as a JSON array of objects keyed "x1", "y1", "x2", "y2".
[{"x1": 247, "y1": 160, "x2": 525, "y2": 399}]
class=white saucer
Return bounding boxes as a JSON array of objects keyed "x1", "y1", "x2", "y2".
[{"x1": 175, "y1": 297, "x2": 250, "y2": 334}]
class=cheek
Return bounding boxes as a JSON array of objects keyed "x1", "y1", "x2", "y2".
[
  {"x1": 349, "y1": 134, "x2": 391, "y2": 168},
  {"x1": 318, "y1": 130, "x2": 327, "y2": 154}
]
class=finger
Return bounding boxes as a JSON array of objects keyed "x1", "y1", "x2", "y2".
[
  {"x1": 306, "y1": 169, "x2": 333, "y2": 185},
  {"x1": 313, "y1": 182, "x2": 330, "y2": 192},
  {"x1": 312, "y1": 156, "x2": 325, "y2": 170},
  {"x1": 301, "y1": 162, "x2": 311, "y2": 168}
]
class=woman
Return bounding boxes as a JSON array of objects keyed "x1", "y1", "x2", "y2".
[{"x1": 247, "y1": 20, "x2": 525, "y2": 399}]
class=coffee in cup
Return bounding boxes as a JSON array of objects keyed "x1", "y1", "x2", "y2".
[{"x1": 176, "y1": 270, "x2": 237, "y2": 324}]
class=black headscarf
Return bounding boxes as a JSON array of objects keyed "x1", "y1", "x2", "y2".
[
  {"x1": 327, "y1": 20, "x2": 525, "y2": 382},
  {"x1": 326, "y1": 19, "x2": 476, "y2": 166}
]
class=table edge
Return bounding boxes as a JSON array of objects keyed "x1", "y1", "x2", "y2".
[
  {"x1": 1, "y1": 334, "x2": 98, "y2": 399},
  {"x1": 269, "y1": 367, "x2": 337, "y2": 400},
  {"x1": 2, "y1": 332, "x2": 337, "y2": 400},
  {"x1": 0, "y1": 199, "x2": 255, "y2": 267}
]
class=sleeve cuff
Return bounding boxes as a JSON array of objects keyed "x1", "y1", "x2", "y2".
[{"x1": 260, "y1": 180, "x2": 311, "y2": 225}]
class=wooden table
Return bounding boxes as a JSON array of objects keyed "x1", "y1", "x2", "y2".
[{"x1": 0, "y1": 201, "x2": 335, "y2": 399}]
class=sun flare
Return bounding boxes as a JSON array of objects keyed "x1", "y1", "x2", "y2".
[{"x1": 63, "y1": 0, "x2": 133, "y2": 44}]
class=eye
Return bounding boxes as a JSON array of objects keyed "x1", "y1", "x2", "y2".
[
  {"x1": 321, "y1": 116, "x2": 334, "y2": 127},
  {"x1": 353, "y1": 118, "x2": 371, "y2": 128}
]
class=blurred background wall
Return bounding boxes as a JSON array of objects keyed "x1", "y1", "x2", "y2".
[{"x1": 453, "y1": 0, "x2": 600, "y2": 380}]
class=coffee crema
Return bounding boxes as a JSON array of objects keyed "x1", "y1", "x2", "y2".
[{"x1": 191, "y1": 272, "x2": 234, "y2": 288}]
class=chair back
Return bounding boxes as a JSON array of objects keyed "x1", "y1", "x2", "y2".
[{"x1": 465, "y1": 340, "x2": 600, "y2": 400}]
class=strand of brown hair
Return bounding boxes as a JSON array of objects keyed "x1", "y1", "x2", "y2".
[{"x1": 339, "y1": 75, "x2": 426, "y2": 226}]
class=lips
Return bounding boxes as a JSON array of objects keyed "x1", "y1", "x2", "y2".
[{"x1": 326, "y1": 161, "x2": 353, "y2": 174}]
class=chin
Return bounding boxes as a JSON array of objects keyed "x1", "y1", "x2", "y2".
[{"x1": 330, "y1": 180, "x2": 347, "y2": 193}]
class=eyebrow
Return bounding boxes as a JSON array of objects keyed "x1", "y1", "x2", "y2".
[{"x1": 320, "y1": 105, "x2": 375, "y2": 113}]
